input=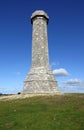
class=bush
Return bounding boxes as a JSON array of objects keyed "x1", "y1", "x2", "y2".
[
  {"x1": 17, "y1": 92, "x2": 21, "y2": 95},
  {"x1": 0, "y1": 93, "x2": 2, "y2": 96}
]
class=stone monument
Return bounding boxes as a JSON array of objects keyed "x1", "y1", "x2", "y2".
[{"x1": 23, "y1": 10, "x2": 59, "y2": 93}]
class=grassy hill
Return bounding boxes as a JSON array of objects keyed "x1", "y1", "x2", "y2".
[{"x1": 0, "y1": 94, "x2": 84, "y2": 130}]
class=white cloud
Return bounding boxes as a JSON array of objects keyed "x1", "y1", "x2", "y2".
[
  {"x1": 51, "y1": 62, "x2": 56, "y2": 66},
  {"x1": 51, "y1": 61, "x2": 60, "y2": 67},
  {"x1": 13, "y1": 72, "x2": 21, "y2": 76},
  {"x1": 60, "y1": 79, "x2": 84, "y2": 93},
  {"x1": 53, "y1": 68, "x2": 69, "y2": 76},
  {"x1": 64, "y1": 79, "x2": 82, "y2": 86},
  {"x1": 16, "y1": 72, "x2": 21, "y2": 76}
]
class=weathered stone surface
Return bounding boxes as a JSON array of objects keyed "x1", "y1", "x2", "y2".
[{"x1": 23, "y1": 10, "x2": 59, "y2": 93}]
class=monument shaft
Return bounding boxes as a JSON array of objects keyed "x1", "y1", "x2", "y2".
[
  {"x1": 32, "y1": 16, "x2": 49, "y2": 68},
  {"x1": 23, "y1": 10, "x2": 59, "y2": 93}
]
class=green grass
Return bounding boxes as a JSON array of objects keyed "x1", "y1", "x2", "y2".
[{"x1": 0, "y1": 94, "x2": 84, "y2": 130}]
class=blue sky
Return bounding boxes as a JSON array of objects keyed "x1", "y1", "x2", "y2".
[{"x1": 0, "y1": 0, "x2": 84, "y2": 94}]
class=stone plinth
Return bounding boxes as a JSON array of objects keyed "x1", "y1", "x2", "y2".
[{"x1": 23, "y1": 10, "x2": 59, "y2": 93}]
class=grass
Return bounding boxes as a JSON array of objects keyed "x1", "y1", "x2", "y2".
[{"x1": 0, "y1": 93, "x2": 84, "y2": 130}]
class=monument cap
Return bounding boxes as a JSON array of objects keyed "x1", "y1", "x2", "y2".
[{"x1": 31, "y1": 10, "x2": 49, "y2": 24}]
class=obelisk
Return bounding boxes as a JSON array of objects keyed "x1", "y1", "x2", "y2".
[{"x1": 23, "y1": 10, "x2": 59, "y2": 93}]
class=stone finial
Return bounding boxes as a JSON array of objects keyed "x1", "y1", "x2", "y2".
[{"x1": 31, "y1": 10, "x2": 49, "y2": 24}]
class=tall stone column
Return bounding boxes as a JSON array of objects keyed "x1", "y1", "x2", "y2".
[
  {"x1": 23, "y1": 10, "x2": 59, "y2": 93},
  {"x1": 31, "y1": 11, "x2": 49, "y2": 68}
]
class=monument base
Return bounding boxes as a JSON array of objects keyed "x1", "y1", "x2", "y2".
[{"x1": 23, "y1": 67, "x2": 59, "y2": 93}]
